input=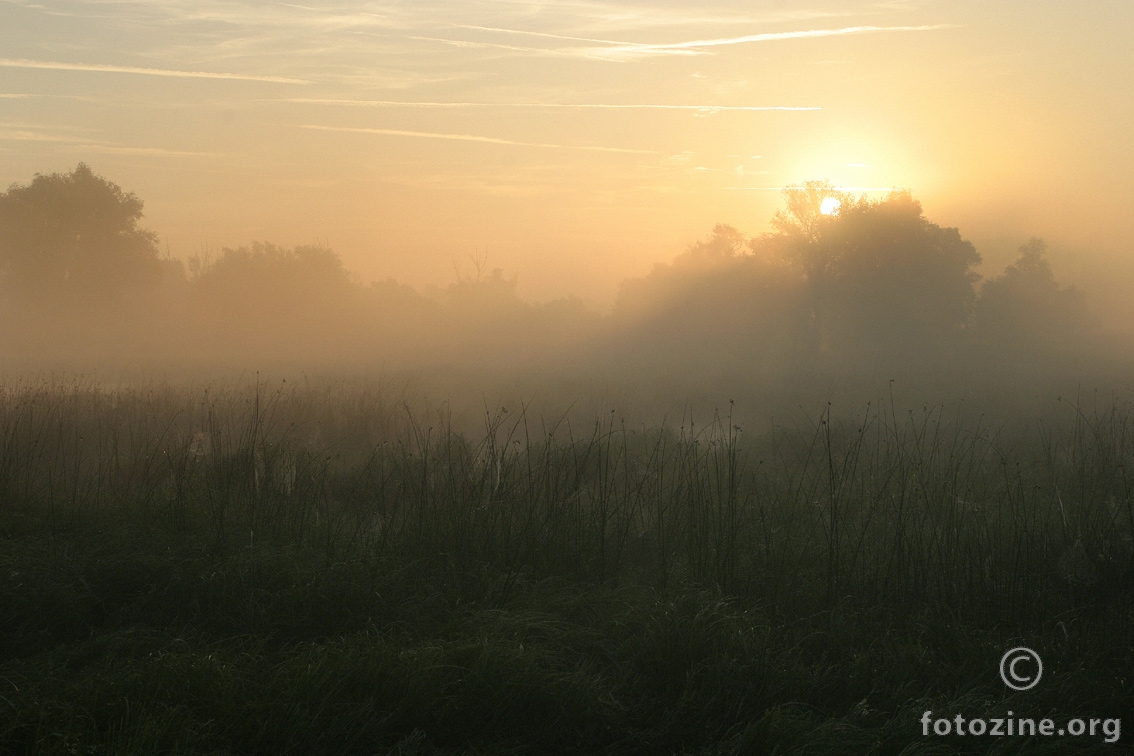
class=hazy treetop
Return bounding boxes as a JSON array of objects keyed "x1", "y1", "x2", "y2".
[{"x1": 0, "y1": 163, "x2": 162, "y2": 304}]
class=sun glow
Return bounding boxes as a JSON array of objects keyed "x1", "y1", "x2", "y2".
[{"x1": 820, "y1": 197, "x2": 841, "y2": 215}]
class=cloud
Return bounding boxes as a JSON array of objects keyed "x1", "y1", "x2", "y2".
[
  {"x1": 0, "y1": 129, "x2": 76, "y2": 143},
  {"x1": 551, "y1": 3, "x2": 852, "y2": 32},
  {"x1": 406, "y1": 36, "x2": 574, "y2": 57},
  {"x1": 448, "y1": 24, "x2": 630, "y2": 46},
  {"x1": 299, "y1": 124, "x2": 654, "y2": 153},
  {"x1": 30, "y1": 0, "x2": 405, "y2": 33},
  {"x1": 79, "y1": 144, "x2": 219, "y2": 157},
  {"x1": 585, "y1": 24, "x2": 955, "y2": 60},
  {"x1": 280, "y1": 98, "x2": 819, "y2": 112},
  {"x1": 405, "y1": 23, "x2": 954, "y2": 62},
  {"x1": 0, "y1": 58, "x2": 307, "y2": 84},
  {"x1": 0, "y1": 128, "x2": 217, "y2": 156},
  {"x1": 0, "y1": 120, "x2": 97, "y2": 136},
  {"x1": 729, "y1": 185, "x2": 897, "y2": 192},
  {"x1": 0, "y1": 93, "x2": 95, "y2": 102}
]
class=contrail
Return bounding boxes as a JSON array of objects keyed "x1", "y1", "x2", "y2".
[
  {"x1": 300, "y1": 125, "x2": 654, "y2": 153},
  {"x1": 0, "y1": 58, "x2": 307, "y2": 84},
  {"x1": 594, "y1": 24, "x2": 954, "y2": 57},
  {"x1": 407, "y1": 36, "x2": 569, "y2": 56},
  {"x1": 449, "y1": 24, "x2": 631, "y2": 46},
  {"x1": 282, "y1": 99, "x2": 820, "y2": 112},
  {"x1": 0, "y1": 129, "x2": 216, "y2": 156},
  {"x1": 731, "y1": 186, "x2": 897, "y2": 191},
  {"x1": 414, "y1": 24, "x2": 954, "y2": 61}
]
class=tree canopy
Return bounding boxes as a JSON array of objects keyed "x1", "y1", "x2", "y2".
[
  {"x1": 974, "y1": 238, "x2": 1090, "y2": 351},
  {"x1": 0, "y1": 164, "x2": 1101, "y2": 370},
  {"x1": 0, "y1": 163, "x2": 166, "y2": 305},
  {"x1": 752, "y1": 181, "x2": 982, "y2": 356}
]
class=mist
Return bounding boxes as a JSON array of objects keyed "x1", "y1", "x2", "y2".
[
  {"x1": 4, "y1": 160, "x2": 1134, "y2": 753},
  {"x1": 5, "y1": 0, "x2": 1134, "y2": 749},
  {"x1": 1, "y1": 164, "x2": 1130, "y2": 424}
]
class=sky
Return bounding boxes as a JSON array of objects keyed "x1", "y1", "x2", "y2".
[{"x1": 1, "y1": 0, "x2": 1132, "y2": 308}]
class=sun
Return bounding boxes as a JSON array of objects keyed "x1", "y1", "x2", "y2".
[{"x1": 820, "y1": 197, "x2": 841, "y2": 216}]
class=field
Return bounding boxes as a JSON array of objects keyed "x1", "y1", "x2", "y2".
[{"x1": 1, "y1": 379, "x2": 1131, "y2": 754}]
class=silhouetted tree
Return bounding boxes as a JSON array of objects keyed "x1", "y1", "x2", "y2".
[
  {"x1": 756, "y1": 182, "x2": 849, "y2": 354},
  {"x1": 830, "y1": 190, "x2": 981, "y2": 353},
  {"x1": 683, "y1": 222, "x2": 748, "y2": 262},
  {"x1": 191, "y1": 242, "x2": 353, "y2": 298},
  {"x1": 446, "y1": 265, "x2": 525, "y2": 319},
  {"x1": 755, "y1": 181, "x2": 981, "y2": 356},
  {"x1": 189, "y1": 242, "x2": 361, "y2": 354},
  {"x1": 185, "y1": 242, "x2": 385, "y2": 363},
  {"x1": 440, "y1": 263, "x2": 597, "y2": 364},
  {"x1": 616, "y1": 224, "x2": 751, "y2": 323},
  {"x1": 0, "y1": 163, "x2": 169, "y2": 306},
  {"x1": 974, "y1": 238, "x2": 1090, "y2": 352},
  {"x1": 610, "y1": 224, "x2": 800, "y2": 370}
]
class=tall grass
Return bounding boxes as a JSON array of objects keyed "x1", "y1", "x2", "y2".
[
  {"x1": 1, "y1": 379, "x2": 1131, "y2": 754},
  {"x1": 2, "y1": 379, "x2": 1130, "y2": 619}
]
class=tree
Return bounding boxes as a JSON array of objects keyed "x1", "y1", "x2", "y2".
[
  {"x1": 615, "y1": 223, "x2": 754, "y2": 324},
  {"x1": 973, "y1": 238, "x2": 1090, "y2": 351},
  {"x1": 610, "y1": 224, "x2": 800, "y2": 368},
  {"x1": 755, "y1": 182, "x2": 981, "y2": 356},
  {"x1": 830, "y1": 190, "x2": 981, "y2": 352},
  {"x1": 757, "y1": 181, "x2": 850, "y2": 354},
  {"x1": 0, "y1": 163, "x2": 166, "y2": 305},
  {"x1": 190, "y1": 242, "x2": 353, "y2": 297}
]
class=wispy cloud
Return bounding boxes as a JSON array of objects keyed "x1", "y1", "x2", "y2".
[
  {"x1": 0, "y1": 128, "x2": 217, "y2": 156},
  {"x1": 0, "y1": 119, "x2": 94, "y2": 132},
  {"x1": 829, "y1": 186, "x2": 898, "y2": 192},
  {"x1": 299, "y1": 124, "x2": 654, "y2": 153},
  {"x1": 730, "y1": 185, "x2": 897, "y2": 192},
  {"x1": 0, "y1": 58, "x2": 307, "y2": 84},
  {"x1": 583, "y1": 24, "x2": 955, "y2": 60},
  {"x1": 81, "y1": 144, "x2": 219, "y2": 157},
  {"x1": 448, "y1": 24, "x2": 630, "y2": 46},
  {"x1": 406, "y1": 23, "x2": 953, "y2": 62},
  {"x1": 555, "y1": 3, "x2": 852, "y2": 32},
  {"x1": 0, "y1": 129, "x2": 76, "y2": 143},
  {"x1": 280, "y1": 98, "x2": 820, "y2": 112},
  {"x1": 406, "y1": 36, "x2": 572, "y2": 57},
  {"x1": 0, "y1": 93, "x2": 95, "y2": 102}
]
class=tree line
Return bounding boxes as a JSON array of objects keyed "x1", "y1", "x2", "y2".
[
  {"x1": 0, "y1": 164, "x2": 1097, "y2": 372},
  {"x1": 612, "y1": 183, "x2": 1092, "y2": 369}
]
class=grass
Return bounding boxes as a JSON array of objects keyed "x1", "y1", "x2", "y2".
[{"x1": 1, "y1": 378, "x2": 1131, "y2": 754}]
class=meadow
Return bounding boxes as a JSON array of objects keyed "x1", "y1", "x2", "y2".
[{"x1": 1, "y1": 378, "x2": 1131, "y2": 754}]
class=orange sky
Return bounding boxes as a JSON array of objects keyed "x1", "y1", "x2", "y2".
[{"x1": 1, "y1": 1, "x2": 1131, "y2": 309}]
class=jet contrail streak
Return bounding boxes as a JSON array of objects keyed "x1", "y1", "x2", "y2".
[
  {"x1": 282, "y1": 99, "x2": 820, "y2": 112},
  {"x1": 300, "y1": 125, "x2": 655, "y2": 153},
  {"x1": 0, "y1": 58, "x2": 307, "y2": 84}
]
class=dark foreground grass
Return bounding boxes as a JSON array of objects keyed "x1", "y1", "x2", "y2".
[{"x1": 1, "y1": 381, "x2": 1132, "y2": 754}]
